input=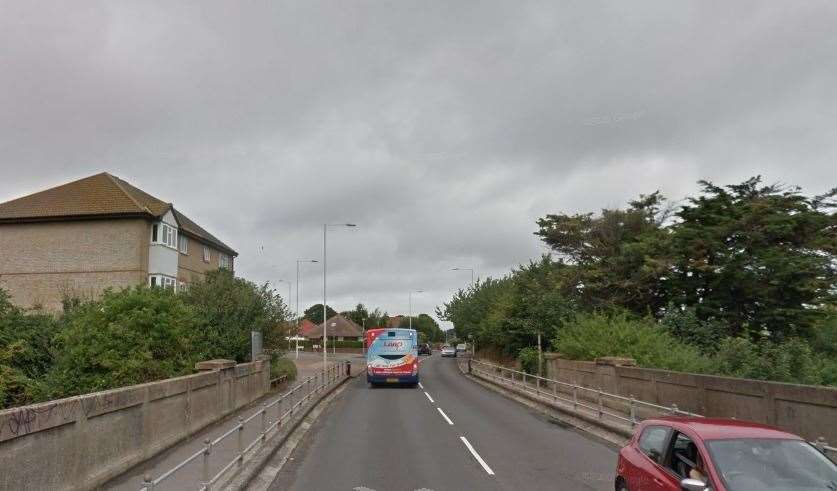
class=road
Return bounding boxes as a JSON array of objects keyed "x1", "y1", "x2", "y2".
[{"x1": 268, "y1": 353, "x2": 617, "y2": 491}]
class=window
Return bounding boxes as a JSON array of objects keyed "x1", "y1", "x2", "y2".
[
  {"x1": 638, "y1": 426, "x2": 670, "y2": 464},
  {"x1": 149, "y1": 274, "x2": 176, "y2": 289},
  {"x1": 219, "y1": 253, "x2": 230, "y2": 269},
  {"x1": 668, "y1": 432, "x2": 700, "y2": 478},
  {"x1": 203, "y1": 245, "x2": 210, "y2": 262},
  {"x1": 151, "y1": 222, "x2": 178, "y2": 249},
  {"x1": 179, "y1": 235, "x2": 188, "y2": 254}
]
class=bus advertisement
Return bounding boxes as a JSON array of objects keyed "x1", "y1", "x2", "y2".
[{"x1": 366, "y1": 328, "x2": 419, "y2": 387}]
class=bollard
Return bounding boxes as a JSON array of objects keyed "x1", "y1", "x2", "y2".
[
  {"x1": 597, "y1": 389, "x2": 603, "y2": 420},
  {"x1": 201, "y1": 438, "x2": 212, "y2": 490},
  {"x1": 347, "y1": 360, "x2": 352, "y2": 377},
  {"x1": 237, "y1": 416, "x2": 245, "y2": 466},
  {"x1": 467, "y1": 358, "x2": 472, "y2": 374},
  {"x1": 629, "y1": 395, "x2": 637, "y2": 427},
  {"x1": 142, "y1": 474, "x2": 154, "y2": 491}
]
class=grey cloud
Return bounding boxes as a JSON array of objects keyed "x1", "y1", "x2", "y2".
[{"x1": 1, "y1": 0, "x2": 836, "y2": 327}]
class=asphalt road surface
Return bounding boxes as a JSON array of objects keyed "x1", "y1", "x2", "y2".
[{"x1": 268, "y1": 354, "x2": 617, "y2": 491}]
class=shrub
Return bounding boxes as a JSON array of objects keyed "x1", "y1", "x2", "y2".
[
  {"x1": 712, "y1": 336, "x2": 826, "y2": 385},
  {"x1": 269, "y1": 353, "x2": 297, "y2": 382},
  {"x1": 518, "y1": 347, "x2": 540, "y2": 375},
  {"x1": 660, "y1": 305, "x2": 728, "y2": 353},
  {"x1": 553, "y1": 312, "x2": 714, "y2": 373},
  {"x1": 42, "y1": 286, "x2": 202, "y2": 398},
  {"x1": 182, "y1": 270, "x2": 290, "y2": 362}
]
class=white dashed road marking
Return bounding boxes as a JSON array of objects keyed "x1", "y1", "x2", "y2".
[
  {"x1": 424, "y1": 392, "x2": 435, "y2": 403},
  {"x1": 437, "y1": 407, "x2": 454, "y2": 425},
  {"x1": 460, "y1": 436, "x2": 495, "y2": 475}
]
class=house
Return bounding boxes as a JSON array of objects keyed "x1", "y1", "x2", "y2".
[
  {"x1": 0, "y1": 172, "x2": 237, "y2": 311},
  {"x1": 297, "y1": 319, "x2": 320, "y2": 338},
  {"x1": 306, "y1": 314, "x2": 364, "y2": 342}
]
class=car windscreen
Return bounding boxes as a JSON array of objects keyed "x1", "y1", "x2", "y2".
[{"x1": 706, "y1": 438, "x2": 837, "y2": 491}]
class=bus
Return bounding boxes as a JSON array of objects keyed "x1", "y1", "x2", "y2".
[{"x1": 366, "y1": 328, "x2": 419, "y2": 387}]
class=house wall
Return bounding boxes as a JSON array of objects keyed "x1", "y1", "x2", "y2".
[
  {"x1": 0, "y1": 359, "x2": 270, "y2": 491},
  {"x1": 0, "y1": 219, "x2": 149, "y2": 311},
  {"x1": 177, "y1": 236, "x2": 233, "y2": 284}
]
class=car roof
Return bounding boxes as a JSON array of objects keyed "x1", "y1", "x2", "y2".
[{"x1": 644, "y1": 416, "x2": 803, "y2": 441}]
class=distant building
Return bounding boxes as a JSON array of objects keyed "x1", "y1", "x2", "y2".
[
  {"x1": 305, "y1": 314, "x2": 364, "y2": 342},
  {"x1": 297, "y1": 319, "x2": 319, "y2": 338},
  {"x1": 0, "y1": 172, "x2": 237, "y2": 311}
]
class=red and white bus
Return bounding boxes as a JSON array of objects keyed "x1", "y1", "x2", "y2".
[{"x1": 366, "y1": 328, "x2": 419, "y2": 387}]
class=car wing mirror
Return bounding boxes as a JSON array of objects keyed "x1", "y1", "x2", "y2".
[{"x1": 680, "y1": 478, "x2": 709, "y2": 491}]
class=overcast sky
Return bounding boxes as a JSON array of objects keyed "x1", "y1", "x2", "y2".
[{"x1": 1, "y1": 1, "x2": 836, "y2": 328}]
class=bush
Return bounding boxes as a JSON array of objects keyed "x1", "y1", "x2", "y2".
[
  {"x1": 712, "y1": 336, "x2": 826, "y2": 385},
  {"x1": 270, "y1": 353, "x2": 297, "y2": 382},
  {"x1": 518, "y1": 347, "x2": 540, "y2": 375},
  {"x1": 554, "y1": 312, "x2": 714, "y2": 373},
  {"x1": 42, "y1": 286, "x2": 202, "y2": 398},
  {"x1": 660, "y1": 305, "x2": 728, "y2": 353},
  {"x1": 182, "y1": 269, "x2": 290, "y2": 362},
  {"x1": 0, "y1": 290, "x2": 57, "y2": 407}
]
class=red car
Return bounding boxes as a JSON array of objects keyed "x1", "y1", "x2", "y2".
[{"x1": 615, "y1": 416, "x2": 837, "y2": 491}]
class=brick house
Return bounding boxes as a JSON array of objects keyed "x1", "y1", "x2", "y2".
[{"x1": 0, "y1": 172, "x2": 237, "y2": 311}]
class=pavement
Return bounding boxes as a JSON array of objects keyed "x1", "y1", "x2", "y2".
[
  {"x1": 107, "y1": 352, "x2": 362, "y2": 491},
  {"x1": 267, "y1": 353, "x2": 618, "y2": 491}
]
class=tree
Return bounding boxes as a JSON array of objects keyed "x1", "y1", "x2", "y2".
[
  {"x1": 183, "y1": 269, "x2": 290, "y2": 360},
  {"x1": 534, "y1": 192, "x2": 672, "y2": 315},
  {"x1": 665, "y1": 178, "x2": 835, "y2": 339},
  {"x1": 398, "y1": 313, "x2": 444, "y2": 342},
  {"x1": 303, "y1": 303, "x2": 337, "y2": 324}
]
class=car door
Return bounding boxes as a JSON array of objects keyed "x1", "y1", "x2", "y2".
[{"x1": 629, "y1": 425, "x2": 678, "y2": 491}]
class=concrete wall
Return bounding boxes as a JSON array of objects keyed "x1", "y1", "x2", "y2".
[
  {"x1": 0, "y1": 218, "x2": 150, "y2": 311},
  {"x1": 0, "y1": 359, "x2": 270, "y2": 491},
  {"x1": 542, "y1": 355, "x2": 837, "y2": 445}
]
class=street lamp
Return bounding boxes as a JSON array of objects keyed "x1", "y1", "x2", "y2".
[
  {"x1": 408, "y1": 290, "x2": 424, "y2": 330},
  {"x1": 323, "y1": 223, "x2": 356, "y2": 377},
  {"x1": 295, "y1": 259, "x2": 318, "y2": 359},
  {"x1": 451, "y1": 267, "x2": 475, "y2": 285}
]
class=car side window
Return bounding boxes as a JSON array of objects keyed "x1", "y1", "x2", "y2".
[{"x1": 638, "y1": 426, "x2": 670, "y2": 464}]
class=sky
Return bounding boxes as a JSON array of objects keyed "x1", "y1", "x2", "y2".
[{"x1": 1, "y1": 1, "x2": 836, "y2": 329}]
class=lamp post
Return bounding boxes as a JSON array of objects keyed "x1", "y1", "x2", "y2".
[
  {"x1": 323, "y1": 223, "x2": 356, "y2": 378},
  {"x1": 296, "y1": 259, "x2": 318, "y2": 359},
  {"x1": 408, "y1": 290, "x2": 424, "y2": 330},
  {"x1": 451, "y1": 267, "x2": 475, "y2": 285}
]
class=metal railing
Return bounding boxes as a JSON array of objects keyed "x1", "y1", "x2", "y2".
[
  {"x1": 467, "y1": 358, "x2": 837, "y2": 461},
  {"x1": 140, "y1": 360, "x2": 350, "y2": 491}
]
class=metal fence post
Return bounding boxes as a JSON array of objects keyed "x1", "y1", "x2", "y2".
[
  {"x1": 201, "y1": 438, "x2": 212, "y2": 490},
  {"x1": 142, "y1": 474, "x2": 154, "y2": 491},
  {"x1": 522, "y1": 372, "x2": 527, "y2": 391},
  {"x1": 597, "y1": 389, "x2": 603, "y2": 420},
  {"x1": 552, "y1": 380, "x2": 558, "y2": 401},
  {"x1": 347, "y1": 360, "x2": 351, "y2": 377},
  {"x1": 237, "y1": 416, "x2": 244, "y2": 467},
  {"x1": 261, "y1": 402, "x2": 268, "y2": 442},
  {"x1": 815, "y1": 437, "x2": 827, "y2": 453},
  {"x1": 536, "y1": 374, "x2": 540, "y2": 394},
  {"x1": 629, "y1": 395, "x2": 637, "y2": 427},
  {"x1": 573, "y1": 382, "x2": 578, "y2": 412}
]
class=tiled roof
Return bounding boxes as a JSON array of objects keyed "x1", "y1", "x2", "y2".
[
  {"x1": 0, "y1": 172, "x2": 237, "y2": 255},
  {"x1": 308, "y1": 315, "x2": 364, "y2": 339},
  {"x1": 298, "y1": 319, "x2": 319, "y2": 337}
]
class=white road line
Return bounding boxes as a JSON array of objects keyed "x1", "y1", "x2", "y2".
[
  {"x1": 418, "y1": 382, "x2": 424, "y2": 389},
  {"x1": 424, "y1": 391, "x2": 435, "y2": 403},
  {"x1": 460, "y1": 436, "x2": 495, "y2": 475},
  {"x1": 437, "y1": 407, "x2": 454, "y2": 425}
]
